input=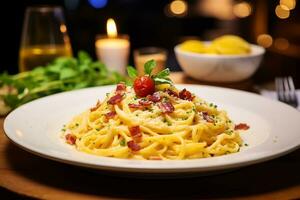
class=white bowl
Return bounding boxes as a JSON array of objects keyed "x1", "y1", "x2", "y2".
[{"x1": 174, "y1": 43, "x2": 265, "y2": 82}]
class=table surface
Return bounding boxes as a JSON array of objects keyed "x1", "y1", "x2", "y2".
[{"x1": 1, "y1": 72, "x2": 300, "y2": 200}]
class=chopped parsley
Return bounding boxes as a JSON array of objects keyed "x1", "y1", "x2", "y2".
[
  {"x1": 192, "y1": 107, "x2": 196, "y2": 112},
  {"x1": 226, "y1": 130, "x2": 233, "y2": 135},
  {"x1": 162, "y1": 97, "x2": 169, "y2": 102},
  {"x1": 120, "y1": 139, "x2": 126, "y2": 146}
]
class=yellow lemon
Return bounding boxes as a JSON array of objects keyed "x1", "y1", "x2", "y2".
[
  {"x1": 179, "y1": 40, "x2": 206, "y2": 53},
  {"x1": 203, "y1": 45, "x2": 219, "y2": 54},
  {"x1": 211, "y1": 35, "x2": 251, "y2": 55}
]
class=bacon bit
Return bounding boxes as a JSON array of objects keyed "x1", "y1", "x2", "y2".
[
  {"x1": 147, "y1": 92, "x2": 161, "y2": 102},
  {"x1": 139, "y1": 98, "x2": 152, "y2": 106},
  {"x1": 116, "y1": 82, "x2": 126, "y2": 94},
  {"x1": 235, "y1": 123, "x2": 250, "y2": 130},
  {"x1": 165, "y1": 89, "x2": 179, "y2": 97},
  {"x1": 202, "y1": 112, "x2": 214, "y2": 123},
  {"x1": 127, "y1": 140, "x2": 141, "y2": 151},
  {"x1": 90, "y1": 100, "x2": 101, "y2": 112},
  {"x1": 129, "y1": 126, "x2": 142, "y2": 143},
  {"x1": 179, "y1": 88, "x2": 194, "y2": 101},
  {"x1": 108, "y1": 94, "x2": 123, "y2": 105},
  {"x1": 158, "y1": 102, "x2": 175, "y2": 114},
  {"x1": 149, "y1": 156, "x2": 162, "y2": 160},
  {"x1": 128, "y1": 103, "x2": 143, "y2": 109},
  {"x1": 104, "y1": 111, "x2": 116, "y2": 121},
  {"x1": 65, "y1": 133, "x2": 76, "y2": 145}
]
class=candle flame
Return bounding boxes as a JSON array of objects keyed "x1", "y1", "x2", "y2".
[{"x1": 107, "y1": 18, "x2": 117, "y2": 38}]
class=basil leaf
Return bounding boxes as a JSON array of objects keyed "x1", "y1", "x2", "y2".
[
  {"x1": 127, "y1": 66, "x2": 138, "y2": 78},
  {"x1": 153, "y1": 77, "x2": 173, "y2": 85},
  {"x1": 155, "y1": 68, "x2": 170, "y2": 78},
  {"x1": 125, "y1": 79, "x2": 133, "y2": 86},
  {"x1": 144, "y1": 59, "x2": 156, "y2": 75}
]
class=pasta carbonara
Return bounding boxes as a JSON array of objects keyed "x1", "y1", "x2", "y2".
[{"x1": 62, "y1": 82, "x2": 249, "y2": 160}]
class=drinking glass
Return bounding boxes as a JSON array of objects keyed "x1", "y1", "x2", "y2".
[
  {"x1": 19, "y1": 6, "x2": 72, "y2": 72},
  {"x1": 134, "y1": 47, "x2": 167, "y2": 75}
]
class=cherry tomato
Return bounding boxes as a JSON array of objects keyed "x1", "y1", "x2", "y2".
[{"x1": 133, "y1": 76, "x2": 155, "y2": 97}]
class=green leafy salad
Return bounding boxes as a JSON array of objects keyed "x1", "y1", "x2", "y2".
[{"x1": 0, "y1": 51, "x2": 125, "y2": 115}]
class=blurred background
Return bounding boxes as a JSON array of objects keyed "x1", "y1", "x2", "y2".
[{"x1": 0, "y1": 0, "x2": 299, "y2": 86}]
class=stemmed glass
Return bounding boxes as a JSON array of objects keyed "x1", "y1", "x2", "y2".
[{"x1": 19, "y1": 6, "x2": 72, "y2": 72}]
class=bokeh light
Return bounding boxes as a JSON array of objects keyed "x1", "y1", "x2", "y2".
[
  {"x1": 274, "y1": 38, "x2": 290, "y2": 50},
  {"x1": 280, "y1": 0, "x2": 296, "y2": 10},
  {"x1": 88, "y1": 0, "x2": 108, "y2": 9},
  {"x1": 233, "y1": 2, "x2": 252, "y2": 18},
  {"x1": 257, "y1": 34, "x2": 273, "y2": 48},
  {"x1": 197, "y1": 0, "x2": 234, "y2": 20},
  {"x1": 169, "y1": 0, "x2": 188, "y2": 16},
  {"x1": 60, "y1": 25, "x2": 67, "y2": 33},
  {"x1": 275, "y1": 5, "x2": 290, "y2": 19}
]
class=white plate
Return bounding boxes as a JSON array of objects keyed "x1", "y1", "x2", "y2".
[{"x1": 4, "y1": 85, "x2": 300, "y2": 174}]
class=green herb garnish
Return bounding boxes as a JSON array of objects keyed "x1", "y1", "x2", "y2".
[
  {"x1": 144, "y1": 59, "x2": 156, "y2": 75},
  {"x1": 126, "y1": 60, "x2": 173, "y2": 86},
  {"x1": 120, "y1": 139, "x2": 126, "y2": 146},
  {"x1": 0, "y1": 51, "x2": 125, "y2": 113},
  {"x1": 127, "y1": 66, "x2": 138, "y2": 78}
]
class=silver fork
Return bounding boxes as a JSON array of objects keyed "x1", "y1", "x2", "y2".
[{"x1": 275, "y1": 76, "x2": 298, "y2": 108}]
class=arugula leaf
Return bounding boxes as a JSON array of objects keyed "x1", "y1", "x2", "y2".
[
  {"x1": 78, "y1": 50, "x2": 92, "y2": 64},
  {"x1": 3, "y1": 94, "x2": 20, "y2": 109},
  {"x1": 127, "y1": 66, "x2": 138, "y2": 78},
  {"x1": 0, "y1": 51, "x2": 125, "y2": 114},
  {"x1": 144, "y1": 59, "x2": 156, "y2": 75},
  {"x1": 155, "y1": 68, "x2": 170, "y2": 78},
  {"x1": 0, "y1": 73, "x2": 13, "y2": 86},
  {"x1": 59, "y1": 68, "x2": 78, "y2": 80}
]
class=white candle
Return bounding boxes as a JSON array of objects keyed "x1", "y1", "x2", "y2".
[{"x1": 95, "y1": 18, "x2": 130, "y2": 75}]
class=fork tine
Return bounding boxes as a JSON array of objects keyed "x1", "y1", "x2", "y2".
[
  {"x1": 275, "y1": 77, "x2": 284, "y2": 102},
  {"x1": 276, "y1": 76, "x2": 298, "y2": 107},
  {"x1": 288, "y1": 76, "x2": 296, "y2": 91},
  {"x1": 283, "y1": 77, "x2": 290, "y2": 102},
  {"x1": 288, "y1": 76, "x2": 298, "y2": 107}
]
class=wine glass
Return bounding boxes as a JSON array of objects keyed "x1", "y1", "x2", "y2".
[{"x1": 19, "y1": 6, "x2": 72, "y2": 72}]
